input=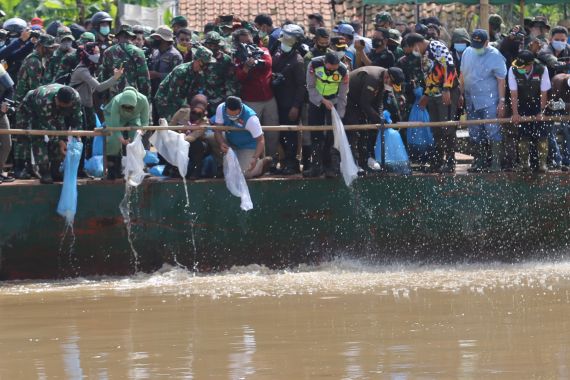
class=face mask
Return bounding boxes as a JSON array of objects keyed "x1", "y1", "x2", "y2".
[
  {"x1": 516, "y1": 68, "x2": 528, "y2": 75},
  {"x1": 412, "y1": 49, "x2": 421, "y2": 58},
  {"x1": 552, "y1": 40, "x2": 567, "y2": 51},
  {"x1": 60, "y1": 41, "x2": 72, "y2": 51},
  {"x1": 99, "y1": 26, "x2": 110, "y2": 36},
  {"x1": 309, "y1": 26, "x2": 317, "y2": 35},
  {"x1": 372, "y1": 38, "x2": 383, "y2": 49},
  {"x1": 151, "y1": 39, "x2": 161, "y2": 49},
  {"x1": 227, "y1": 114, "x2": 240, "y2": 121},
  {"x1": 281, "y1": 43, "x2": 293, "y2": 53},
  {"x1": 88, "y1": 53, "x2": 100, "y2": 63},
  {"x1": 316, "y1": 44, "x2": 328, "y2": 52},
  {"x1": 474, "y1": 47, "x2": 486, "y2": 55},
  {"x1": 427, "y1": 33, "x2": 437, "y2": 40},
  {"x1": 454, "y1": 43, "x2": 467, "y2": 53},
  {"x1": 335, "y1": 51, "x2": 346, "y2": 60},
  {"x1": 259, "y1": 31, "x2": 267, "y2": 39},
  {"x1": 177, "y1": 43, "x2": 188, "y2": 53}
]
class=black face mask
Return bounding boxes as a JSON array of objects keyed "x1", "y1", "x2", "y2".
[
  {"x1": 372, "y1": 38, "x2": 383, "y2": 49},
  {"x1": 316, "y1": 44, "x2": 328, "y2": 52},
  {"x1": 190, "y1": 110, "x2": 204, "y2": 122},
  {"x1": 309, "y1": 26, "x2": 317, "y2": 35},
  {"x1": 151, "y1": 39, "x2": 161, "y2": 49},
  {"x1": 427, "y1": 33, "x2": 437, "y2": 40}
]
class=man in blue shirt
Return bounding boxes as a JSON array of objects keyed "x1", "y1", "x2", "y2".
[
  {"x1": 214, "y1": 96, "x2": 270, "y2": 178},
  {"x1": 459, "y1": 29, "x2": 507, "y2": 172}
]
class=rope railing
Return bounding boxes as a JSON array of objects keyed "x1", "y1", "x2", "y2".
[{"x1": 1, "y1": 115, "x2": 569, "y2": 137}]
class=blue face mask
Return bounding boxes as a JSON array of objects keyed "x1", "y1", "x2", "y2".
[
  {"x1": 551, "y1": 40, "x2": 567, "y2": 51},
  {"x1": 99, "y1": 26, "x2": 110, "y2": 36},
  {"x1": 454, "y1": 43, "x2": 467, "y2": 53}
]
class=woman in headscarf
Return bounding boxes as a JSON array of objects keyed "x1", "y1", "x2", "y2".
[{"x1": 103, "y1": 86, "x2": 149, "y2": 179}]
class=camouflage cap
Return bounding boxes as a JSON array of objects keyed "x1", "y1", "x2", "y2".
[
  {"x1": 38, "y1": 33, "x2": 56, "y2": 48},
  {"x1": 194, "y1": 45, "x2": 216, "y2": 64},
  {"x1": 171, "y1": 15, "x2": 188, "y2": 27},
  {"x1": 375, "y1": 11, "x2": 392, "y2": 24},
  {"x1": 204, "y1": 31, "x2": 223, "y2": 45},
  {"x1": 78, "y1": 31, "x2": 95, "y2": 43},
  {"x1": 116, "y1": 24, "x2": 135, "y2": 37}
]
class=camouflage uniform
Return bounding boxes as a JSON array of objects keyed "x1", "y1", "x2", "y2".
[
  {"x1": 154, "y1": 46, "x2": 216, "y2": 120},
  {"x1": 197, "y1": 32, "x2": 239, "y2": 115},
  {"x1": 43, "y1": 28, "x2": 78, "y2": 84},
  {"x1": 15, "y1": 34, "x2": 57, "y2": 101},
  {"x1": 98, "y1": 27, "x2": 150, "y2": 99},
  {"x1": 15, "y1": 84, "x2": 83, "y2": 165}
]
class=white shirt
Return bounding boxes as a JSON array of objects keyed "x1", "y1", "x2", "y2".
[
  {"x1": 508, "y1": 65, "x2": 551, "y2": 92},
  {"x1": 215, "y1": 104, "x2": 263, "y2": 139}
]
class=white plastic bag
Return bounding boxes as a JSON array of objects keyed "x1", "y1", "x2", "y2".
[
  {"x1": 331, "y1": 108, "x2": 359, "y2": 187},
  {"x1": 149, "y1": 120, "x2": 190, "y2": 177},
  {"x1": 223, "y1": 148, "x2": 253, "y2": 211},
  {"x1": 124, "y1": 131, "x2": 146, "y2": 187}
]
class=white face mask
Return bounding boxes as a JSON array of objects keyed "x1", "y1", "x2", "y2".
[
  {"x1": 551, "y1": 40, "x2": 567, "y2": 52},
  {"x1": 281, "y1": 43, "x2": 293, "y2": 53},
  {"x1": 60, "y1": 41, "x2": 73, "y2": 51},
  {"x1": 88, "y1": 53, "x2": 100, "y2": 63}
]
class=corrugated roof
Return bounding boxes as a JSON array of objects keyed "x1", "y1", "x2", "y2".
[{"x1": 178, "y1": 0, "x2": 336, "y2": 31}]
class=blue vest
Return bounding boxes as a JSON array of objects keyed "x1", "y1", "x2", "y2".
[{"x1": 222, "y1": 104, "x2": 258, "y2": 150}]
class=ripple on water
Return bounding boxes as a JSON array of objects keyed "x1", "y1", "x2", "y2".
[{"x1": 2, "y1": 258, "x2": 570, "y2": 298}]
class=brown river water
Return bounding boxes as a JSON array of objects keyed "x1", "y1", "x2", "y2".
[{"x1": 1, "y1": 260, "x2": 570, "y2": 379}]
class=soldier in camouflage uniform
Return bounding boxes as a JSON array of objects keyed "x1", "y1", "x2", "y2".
[
  {"x1": 15, "y1": 84, "x2": 83, "y2": 184},
  {"x1": 97, "y1": 24, "x2": 150, "y2": 99},
  {"x1": 43, "y1": 27, "x2": 79, "y2": 84},
  {"x1": 154, "y1": 46, "x2": 216, "y2": 121},
  {"x1": 197, "y1": 31, "x2": 239, "y2": 115},
  {"x1": 91, "y1": 11, "x2": 114, "y2": 56},
  {"x1": 15, "y1": 34, "x2": 56, "y2": 101},
  {"x1": 12, "y1": 34, "x2": 57, "y2": 178}
]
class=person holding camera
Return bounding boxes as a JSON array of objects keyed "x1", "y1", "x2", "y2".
[
  {"x1": 234, "y1": 28, "x2": 279, "y2": 160},
  {"x1": 271, "y1": 24, "x2": 306, "y2": 174},
  {"x1": 355, "y1": 27, "x2": 395, "y2": 69}
]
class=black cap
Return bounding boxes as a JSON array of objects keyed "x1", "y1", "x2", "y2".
[
  {"x1": 387, "y1": 67, "x2": 405, "y2": 85},
  {"x1": 308, "y1": 13, "x2": 324, "y2": 23},
  {"x1": 314, "y1": 27, "x2": 330, "y2": 38},
  {"x1": 56, "y1": 86, "x2": 75, "y2": 103},
  {"x1": 512, "y1": 50, "x2": 535, "y2": 68}
]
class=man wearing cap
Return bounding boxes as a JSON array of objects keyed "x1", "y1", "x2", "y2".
[
  {"x1": 397, "y1": 37, "x2": 425, "y2": 119},
  {"x1": 90, "y1": 11, "x2": 113, "y2": 54},
  {"x1": 305, "y1": 52, "x2": 349, "y2": 178},
  {"x1": 404, "y1": 32, "x2": 459, "y2": 173},
  {"x1": 44, "y1": 26, "x2": 78, "y2": 84},
  {"x1": 356, "y1": 27, "x2": 394, "y2": 69},
  {"x1": 30, "y1": 17, "x2": 43, "y2": 29},
  {"x1": 214, "y1": 96, "x2": 270, "y2": 179},
  {"x1": 459, "y1": 29, "x2": 507, "y2": 173},
  {"x1": 509, "y1": 50, "x2": 552, "y2": 172},
  {"x1": 332, "y1": 23, "x2": 357, "y2": 67},
  {"x1": 345, "y1": 66, "x2": 405, "y2": 171},
  {"x1": 194, "y1": 31, "x2": 237, "y2": 116},
  {"x1": 148, "y1": 25, "x2": 182, "y2": 123},
  {"x1": 171, "y1": 16, "x2": 188, "y2": 36},
  {"x1": 15, "y1": 84, "x2": 83, "y2": 184},
  {"x1": 529, "y1": 16, "x2": 551, "y2": 44},
  {"x1": 98, "y1": 24, "x2": 150, "y2": 99},
  {"x1": 154, "y1": 46, "x2": 216, "y2": 120},
  {"x1": 488, "y1": 14, "x2": 505, "y2": 47},
  {"x1": 15, "y1": 33, "x2": 56, "y2": 101},
  {"x1": 387, "y1": 29, "x2": 404, "y2": 60}
]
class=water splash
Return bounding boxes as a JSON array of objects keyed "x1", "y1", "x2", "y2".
[{"x1": 119, "y1": 184, "x2": 139, "y2": 272}]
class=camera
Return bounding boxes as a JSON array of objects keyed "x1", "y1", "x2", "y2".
[
  {"x1": 1, "y1": 98, "x2": 19, "y2": 116},
  {"x1": 271, "y1": 72, "x2": 285, "y2": 87},
  {"x1": 29, "y1": 29, "x2": 40, "y2": 39},
  {"x1": 235, "y1": 43, "x2": 265, "y2": 67}
]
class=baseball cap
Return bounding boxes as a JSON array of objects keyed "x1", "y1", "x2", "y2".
[
  {"x1": 512, "y1": 50, "x2": 535, "y2": 68},
  {"x1": 470, "y1": 29, "x2": 488, "y2": 49},
  {"x1": 387, "y1": 67, "x2": 405, "y2": 85},
  {"x1": 332, "y1": 23, "x2": 354, "y2": 37}
]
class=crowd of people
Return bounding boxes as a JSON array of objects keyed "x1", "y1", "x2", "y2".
[{"x1": 0, "y1": 10, "x2": 569, "y2": 184}]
